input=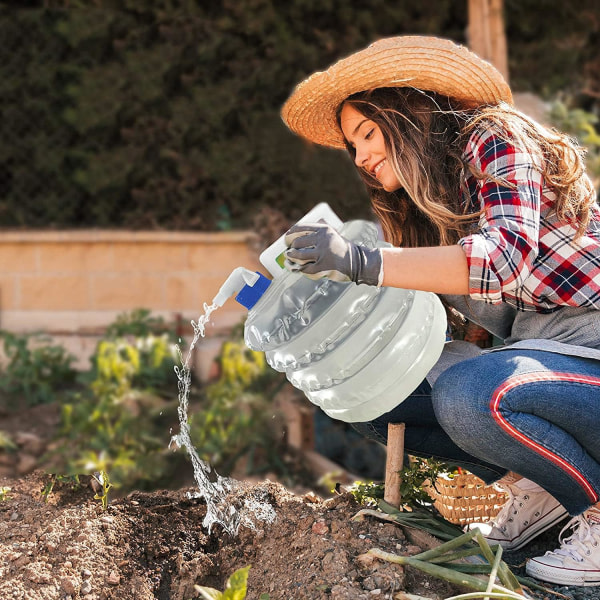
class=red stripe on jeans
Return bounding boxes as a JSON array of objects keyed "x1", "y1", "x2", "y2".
[{"x1": 490, "y1": 371, "x2": 599, "y2": 503}]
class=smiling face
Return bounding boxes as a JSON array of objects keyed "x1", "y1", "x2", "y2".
[{"x1": 339, "y1": 102, "x2": 403, "y2": 193}]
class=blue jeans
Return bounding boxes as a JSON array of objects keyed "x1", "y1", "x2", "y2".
[{"x1": 352, "y1": 349, "x2": 600, "y2": 515}]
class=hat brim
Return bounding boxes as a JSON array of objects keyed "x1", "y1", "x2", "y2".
[{"x1": 281, "y1": 36, "x2": 513, "y2": 149}]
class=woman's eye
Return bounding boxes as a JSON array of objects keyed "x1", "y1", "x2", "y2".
[{"x1": 365, "y1": 128, "x2": 374, "y2": 140}]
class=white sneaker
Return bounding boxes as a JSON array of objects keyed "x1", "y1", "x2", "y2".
[
  {"x1": 472, "y1": 479, "x2": 568, "y2": 551},
  {"x1": 526, "y1": 508, "x2": 600, "y2": 587}
]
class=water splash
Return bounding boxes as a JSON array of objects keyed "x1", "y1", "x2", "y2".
[{"x1": 170, "y1": 302, "x2": 276, "y2": 536}]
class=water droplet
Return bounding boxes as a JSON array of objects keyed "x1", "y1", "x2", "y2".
[{"x1": 170, "y1": 301, "x2": 275, "y2": 535}]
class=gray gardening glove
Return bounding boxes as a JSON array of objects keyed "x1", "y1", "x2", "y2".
[{"x1": 284, "y1": 222, "x2": 383, "y2": 286}]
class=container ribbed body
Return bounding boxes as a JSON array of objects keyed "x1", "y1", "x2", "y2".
[{"x1": 244, "y1": 221, "x2": 447, "y2": 422}]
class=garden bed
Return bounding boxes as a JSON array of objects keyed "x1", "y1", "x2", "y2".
[{"x1": 1, "y1": 470, "x2": 465, "y2": 600}]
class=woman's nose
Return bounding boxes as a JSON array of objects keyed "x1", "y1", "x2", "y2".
[{"x1": 354, "y1": 144, "x2": 369, "y2": 168}]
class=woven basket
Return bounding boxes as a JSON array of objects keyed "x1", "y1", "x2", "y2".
[{"x1": 425, "y1": 472, "x2": 508, "y2": 526}]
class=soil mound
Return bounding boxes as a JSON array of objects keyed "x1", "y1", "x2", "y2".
[{"x1": 1, "y1": 471, "x2": 462, "y2": 600}]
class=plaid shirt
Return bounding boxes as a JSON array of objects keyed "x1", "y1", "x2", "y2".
[{"x1": 458, "y1": 125, "x2": 600, "y2": 312}]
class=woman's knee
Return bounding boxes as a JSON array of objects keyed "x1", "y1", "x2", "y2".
[{"x1": 431, "y1": 357, "x2": 495, "y2": 439}]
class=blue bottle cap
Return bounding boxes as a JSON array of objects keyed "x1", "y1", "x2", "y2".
[{"x1": 235, "y1": 272, "x2": 271, "y2": 310}]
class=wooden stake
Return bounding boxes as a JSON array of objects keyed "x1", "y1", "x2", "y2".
[{"x1": 384, "y1": 422, "x2": 405, "y2": 509}]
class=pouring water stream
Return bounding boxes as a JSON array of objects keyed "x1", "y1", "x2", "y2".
[{"x1": 170, "y1": 291, "x2": 275, "y2": 536}]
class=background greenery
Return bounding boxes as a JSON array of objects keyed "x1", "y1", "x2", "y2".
[
  {"x1": 0, "y1": 311, "x2": 298, "y2": 494},
  {"x1": 1, "y1": 1, "x2": 598, "y2": 231}
]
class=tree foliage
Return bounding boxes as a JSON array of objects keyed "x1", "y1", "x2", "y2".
[{"x1": 0, "y1": 2, "x2": 597, "y2": 230}]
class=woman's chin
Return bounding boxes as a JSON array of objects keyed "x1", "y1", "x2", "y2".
[{"x1": 382, "y1": 181, "x2": 403, "y2": 193}]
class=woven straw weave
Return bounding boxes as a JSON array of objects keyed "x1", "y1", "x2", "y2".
[{"x1": 426, "y1": 472, "x2": 508, "y2": 526}]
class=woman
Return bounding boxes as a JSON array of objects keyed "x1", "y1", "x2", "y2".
[{"x1": 281, "y1": 36, "x2": 600, "y2": 587}]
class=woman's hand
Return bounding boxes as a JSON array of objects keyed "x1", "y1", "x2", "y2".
[{"x1": 284, "y1": 222, "x2": 382, "y2": 286}]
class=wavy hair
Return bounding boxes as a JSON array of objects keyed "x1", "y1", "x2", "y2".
[{"x1": 337, "y1": 87, "x2": 597, "y2": 248}]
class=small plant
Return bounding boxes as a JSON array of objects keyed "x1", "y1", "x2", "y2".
[
  {"x1": 0, "y1": 430, "x2": 16, "y2": 451},
  {"x1": 0, "y1": 331, "x2": 77, "y2": 409},
  {"x1": 92, "y1": 470, "x2": 112, "y2": 510},
  {"x1": 50, "y1": 311, "x2": 182, "y2": 492},
  {"x1": 398, "y1": 456, "x2": 450, "y2": 507},
  {"x1": 89, "y1": 332, "x2": 178, "y2": 396},
  {"x1": 194, "y1": 565, "x2": 250, "y2": 600},
  {"x1": 0, "y1": 486, "x2": 10, "y2": 501},
  {"x1": 104, "y1": 308, "x2": 175, "y2": 340},
  {"x1": 349, "y1": 481, "x2": 385, "y2": 507},
  {"x1": 349, "y1": 457, "x2": 450, "y2": 510},
  {"x1": 187, "y1": 330, "x2": 288, "y2": 477},
  {"x1": 41, "y1": 479, "x2": 54, "y2": 502},
  {"x1": 41, "y1": 474, "x2": 81, "y2": 503}
]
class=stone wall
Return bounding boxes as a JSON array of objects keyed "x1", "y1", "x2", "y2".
[{"x1": 0, "y1": 230, "x2": 263, "y2": 379}]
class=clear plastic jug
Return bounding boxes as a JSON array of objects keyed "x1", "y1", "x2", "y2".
[{"x1": 241, "y1": 219, "x2": 447, "y2": 423}]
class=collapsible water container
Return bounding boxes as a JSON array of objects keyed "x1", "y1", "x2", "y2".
[{"x1": 235, "y1": 215, "x2": 447, "y2": 423}]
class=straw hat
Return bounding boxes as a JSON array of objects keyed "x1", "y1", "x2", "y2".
[{"x1": 281, "y1": 35, "x2": 513, "y2": 149}]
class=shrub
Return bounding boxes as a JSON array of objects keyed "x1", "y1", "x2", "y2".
[
  {"x1": 548, "y1": 98, "x2": 600, "y2": 189},
  {"x1": 0, "y1": 331, "x2": 77, "y2": 410},
  {"x1": 187, "y1": 331, "x2": 288, "y2": 477}
]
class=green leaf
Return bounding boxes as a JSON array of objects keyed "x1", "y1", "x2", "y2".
[
  {"x1": 223, "y1": 565, "x2": 250, "y2": 600},
  {"x1": 193, "y1": 585, "x2": 223, "y2": 600},
  {"x1": 194, "y1": 566, "x2": 250, "y2": 600}
]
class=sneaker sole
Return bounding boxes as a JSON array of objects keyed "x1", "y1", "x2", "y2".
[
  {"x1": 487, "y1": 504, "x2": 569, "y2": 551},
  {"x1": 526, "y1": 559, "x2": 600, "y2": 587}
]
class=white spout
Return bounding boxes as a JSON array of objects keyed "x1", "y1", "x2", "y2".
[{"x1": 212, "y1": 267, "x2": 260, "y2": 307}]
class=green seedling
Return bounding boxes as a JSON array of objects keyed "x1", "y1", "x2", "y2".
[
  {"x1": 41, "y1": 474, "x2": 81, "y2": 503},
  {"x1": 0, "y1": 486, "x2": 11, "y2": 501},
  {"x1": 194, "y1": 565, "x2": 250, "y2": 600},
  {"x1": 348, "y1": 480, "x2": 385, "y2": 507},
  {"x1": 41, "y1": 479, "x2": 55, "y2": 502},
  {"x1": 0, "y1": 430, "x2": 16, "y2": 450},
  {"x1": 92, "y1": 470, "x2": 112, "y2": 510}
]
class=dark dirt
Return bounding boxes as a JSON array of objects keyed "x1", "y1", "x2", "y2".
[
  {"x1": 1, "y1": 470, "x2": 471, "y2": 600},
  {"x1": 1, "y1": 403, "x2": 589, "y2": 600}
]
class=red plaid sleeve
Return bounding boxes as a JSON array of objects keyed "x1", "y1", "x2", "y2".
[{"x1": 458, "y1": 127, "x2": 545, "y2": 305}]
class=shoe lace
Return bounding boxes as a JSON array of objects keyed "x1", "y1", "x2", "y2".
[
  {"x1": 549, "y1": 513, "x2": 600, "y2": 563},
  {"x1": 491, "y1": 485, "x2": 530, "y2": 532}
]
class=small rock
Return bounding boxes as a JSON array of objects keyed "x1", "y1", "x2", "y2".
[
  {"x1": 25, "y1": 566, "x2": 51, "y2": 584},
  {"x1": 356, "y1": 553, "x2": 376, "y2": 570},
  {"x1": 0, "y1": 454, "x2": 14, "y2": 467},
  {"x1": 379, "y1": 523, "x2": 399, "y2": 538},
  {"x1": 404, "y1": 544, "x2": 422, "y2": 555},
  {"x1": 311, "y1": 519, "x2": 329, "y2": 535},
  {"x1": 15, "y1": 432, "x2": 45, "y2": 456},
  {"x1": 10, "y1": 512, "x2": 19, "y2": 521},
  {"x1": 303, "y1": 491, "x2": 321, "y2": 503},
  {"x1": 297, "y1": 515, "x2": 314, "y2": 530},
  {"x1": 82, "y1": 568, "x2": 92, "y2": 579},
  {"x1": 81, "y1": 580, "x2": 92, "y2": 595},
  {"x1": 61, "y1": 576, "x2": 79, "y2": 595},
  {"x1": 362, "y1": 576, "x2": 377, "y2": 591},
  {"x1": 16, "y1": 453, "x2": 37, "y2": 475},
  {"x1": 14, "y1": 555, "x2": 30, "y2": 568},
  {"x1": 107, "y1": 570, "x2": 120, "y2": 585}
]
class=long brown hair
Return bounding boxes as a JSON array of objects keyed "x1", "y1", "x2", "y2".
[{"x1": 337, "y1": 87, "x2": 597, "y2": 248}]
